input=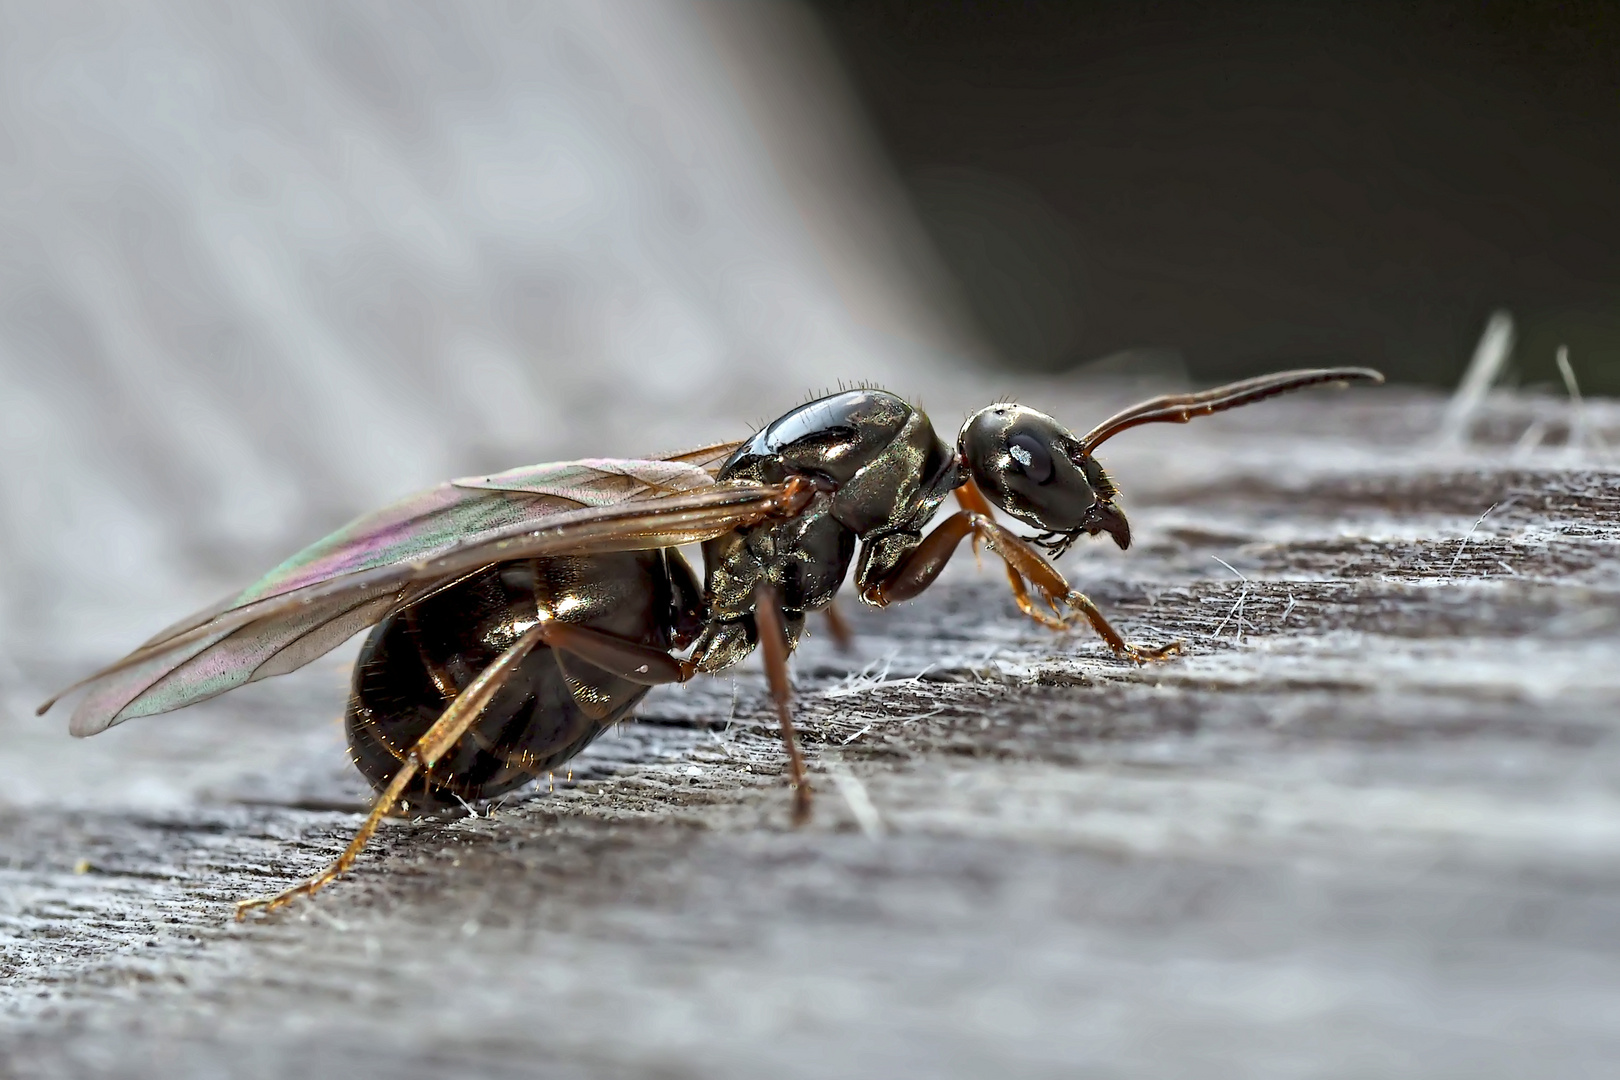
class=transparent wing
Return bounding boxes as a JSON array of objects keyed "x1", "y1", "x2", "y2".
[
  {"x1": 44, "y1": 446, "x2": 766, "y2": 737},
  {"x1": 130, "y1": 441, "x2": 743, "y2": 650},
  {"x1": 454, "y1": 441, "x2": 742, "y2": 503}
]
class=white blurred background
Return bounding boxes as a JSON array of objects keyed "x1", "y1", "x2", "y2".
[{"x1": 0, "y1": 0, "x2": 982, "y2": 680}]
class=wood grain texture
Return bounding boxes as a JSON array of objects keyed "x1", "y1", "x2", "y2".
[{"x1": 4, "y1": 388, "x2": 1619, "y2": 1079}]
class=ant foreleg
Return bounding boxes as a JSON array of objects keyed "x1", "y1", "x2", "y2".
[
  {"x1": 862, "y1": 500, "x2": 1179, "y2": 663},
  {"x1": 958, "y1": 479, "x2": 1178, "y2": 659},
  {"x1": 956, "y1": 479, "x2": 1060, "y2": 624}
]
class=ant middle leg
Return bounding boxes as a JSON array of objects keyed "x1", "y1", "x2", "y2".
[
  {"x1": 821, "y1": 601, "x2": 855, "y2": 652},
  {"x1": 553, "y1": 589, "x2": 812, "y2": 824},
  {"x1": 753, "y1": 583, "x2": 811, "y2": 826}
]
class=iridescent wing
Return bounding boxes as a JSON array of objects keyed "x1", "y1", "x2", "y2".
[{"x1": 43, "y1": 442, "x2": 754, "y2": 737}]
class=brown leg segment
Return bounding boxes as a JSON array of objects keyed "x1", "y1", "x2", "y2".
[
  {"x1": 237, "y1": 615, "x2": 703, "y2": 918},
  {"x1": 821, "y1": 602, "x2": 855, "y2": 652},
  {"x1": 956, "y1": 482, "x2": 1056, "y2": 624},
  {"x1": 954, "y1": 479, "x2": 1003, "y2": 570},
  {"x1": 961, "y1": 479, "x2": 1176, "y2": 654},
  {"x1": 237, "y1": 620, "x2": 553, "y2": 919},
  {"x1": 533, "y1": 619, "x2": 697, "y2": 685},
  {"x1": 754, "y1": 583, "x2": 811, "y2": 825},
  {"x1": 1000, "y1": 564, "x2": 1071, "y2": 633},
  {"x1": 865, "y1": 500, "x2": 1179, "y2": 663},
  {"x1": 954, "y1": 477, "x2": 998, "y2": 518}
]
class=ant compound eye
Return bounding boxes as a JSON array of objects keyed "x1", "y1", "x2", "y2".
[{"x1": 1006, "y1": 433, "x2": 1054, "y2": 484}]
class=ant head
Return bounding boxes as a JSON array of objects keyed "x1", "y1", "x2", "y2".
[
  {"x1": 956, "y1": 368, "x2": 1385, "y2": 559},
  {"x1": 958, "y1": 404, "x2": 1129, "y2": 557}
]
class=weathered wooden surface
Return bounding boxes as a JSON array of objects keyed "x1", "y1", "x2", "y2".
[{"x1": 4, "y1": 387, "x2": 1620, "y2": 1079}]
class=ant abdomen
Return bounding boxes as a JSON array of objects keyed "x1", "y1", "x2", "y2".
[{"x1": 344, "y1": 550, "x2": 692, "y2": 813}]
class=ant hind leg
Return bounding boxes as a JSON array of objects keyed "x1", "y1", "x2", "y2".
[{"x1": 236, "y1": 621, "x2": 551, "y2": 920}]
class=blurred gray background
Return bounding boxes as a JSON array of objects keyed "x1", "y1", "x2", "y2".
[{"x1": 0, "y1": 0, "x2": 982, "y2": 687}]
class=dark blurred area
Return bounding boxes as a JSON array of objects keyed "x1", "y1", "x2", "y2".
[{"x1": 814, "y1": 0, "x2": 1620, "y2": 390}]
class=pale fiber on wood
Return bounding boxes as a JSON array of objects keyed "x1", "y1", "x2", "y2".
[{"x1": 3, "y1": 388, "x2": 1620, "y2": 1079}]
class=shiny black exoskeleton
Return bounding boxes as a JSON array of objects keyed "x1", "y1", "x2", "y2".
[
  {"x1": 349, "y1": 389, "x2": 963, "y2": 807},
  {"x1": 692, "y1": 390, "x2": 962, "y2": 670},
  {"x1": 345, "y1": 371, "x2": 1380, "y2": 812},
  {"x1": 347, "y1": 550, "x2": 703, "y2": 810}
]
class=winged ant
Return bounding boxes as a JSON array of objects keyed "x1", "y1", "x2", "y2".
[{"x1": 39, "y1": 367, "x2": 1382, "y2": 917}]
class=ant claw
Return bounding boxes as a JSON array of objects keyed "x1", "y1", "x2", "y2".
[{"x1": 1119, "y1": 639, "x2": 1183, "y2": 665}]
